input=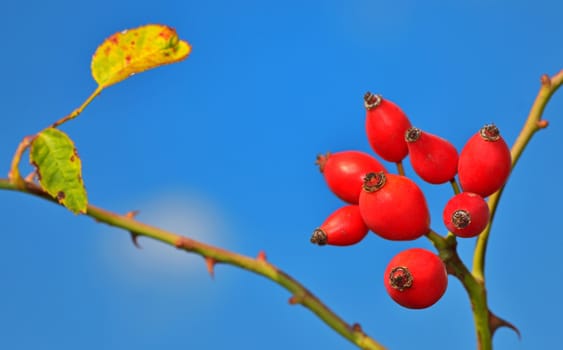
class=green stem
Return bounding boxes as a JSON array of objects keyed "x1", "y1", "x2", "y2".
[
  {"x1": 51, "y1": 86, "x2": 103, "y2": 128},
  {"x1": 8, "y1": 86, "x2": 103, "y2": 187},
  {"x1": 0, "y1": 178, "x2": 386, "y2": 350},
  {"x1": 449, "y1": 178, "x2": 460, "y2": 195},
  {"x1": 424, "y1": 229, "x2": 492, "y2": 349},
  {"x1": 443, "y1": 246, "x2": 491, "y2": 350},
  {"x1": 425, "y1": 229, "x2": 448, "y2": 250},
  {"x1": 472, "y1": 70, "x2": 563, "y2": 282}
]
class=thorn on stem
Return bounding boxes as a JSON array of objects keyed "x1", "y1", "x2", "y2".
[
  {"x1": 205, "y1": 257, "x2": 216, "y2": 279},
  {"x1": 288, "y1": 296, "x2": 299, "y2": 305},
  {"x1": 352, "y1": 323, "x2": 363, "y2": 333},
  {"x1": 24, "y1": 171, "x2": 37, "y2": 182},
  {"x1": 288, "y1": 293, "x2": 306, "y2": 305},
  {"x1": 257, "y1": 250, "x2": 267, "y2": 262},
  {"x1": 489, "y1": 311, "x2": 521, "y2": 339},
  {"x1": 129, "y1": 231, "x2": 142, "y2": 249},
  {"x1": 536, "y1": 120, "x2": 549, "y2": 129},
  {"x1": 125, "y1": 210, "x2": 140, "y2": 219},
  {"x1": 540, "y1": 74, "x2": 552, "y2": 88}
]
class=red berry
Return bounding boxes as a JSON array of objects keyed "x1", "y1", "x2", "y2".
[
  {"x1": 442, "y1": 192, "x2": 489, "y2": 238},
  {"x1": 359, "y1": 172, "x2": 430, "y2": 240},
  {"x1": 384, "y1": 248, "x2": 448, "y2": 309},
  {"x1": 364, "y1": 93, "x2": 412, "y2": 163},
  {"x1": 458, "y1": 124, "x2": 511, "y2": 197},
  {"x1": 310, "y1": 205, "x2": 369, "y2": 246},
  {"x1": 405, "y1": 127, "x2": 459, "y2": 184},
  {"x1": 316, "y1": 151, "x2": 387, "y2": 204}
]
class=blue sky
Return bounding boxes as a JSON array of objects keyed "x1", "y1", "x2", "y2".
[{"x1": 1, "y1": 1, "x2": 562, "y2": 349}]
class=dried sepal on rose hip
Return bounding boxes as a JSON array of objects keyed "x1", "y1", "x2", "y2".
[
  {"x1": 359, "y1": 172, "x2": 430, "y2": 241},
  {"x1": 405, "y1": 127, "x2": 459, "y2": 184},
  {"x1": 364, "y1": 92, "x2": 412, "y2": 163},
  {"x1": 458, "y1": 124, "x2": 512, "y2": 197},
  {"x1": 442, "y1": 192, "x2": 490, "y2": 238},
  {"x1": 310, "y1": 205, "x2": 369, "y2": 246},
  {"x1": 316, "y1": 151, "x2": 387, "y2": 204},
  {"x1": 384, "y1": 248, "x2": 448, "y2": 309}
]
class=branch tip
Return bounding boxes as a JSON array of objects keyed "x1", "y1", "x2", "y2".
[
  {"x1": 129, "y1": 231, "x2": 142, "y2": 249},
  {"x1": 205, "y1": 257, "x2": 216, "y2": 279}
]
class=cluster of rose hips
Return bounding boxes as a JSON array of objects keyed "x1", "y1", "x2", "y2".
[{"x1": 311, "y1": 92, "x2": 511, "y2": 309}]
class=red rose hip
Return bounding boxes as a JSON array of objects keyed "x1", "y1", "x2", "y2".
[
  {"x1": 310, "y1": 205, "x2": 369, "y2": 246},
  {"x1": 359, "y1": 172, "x2": 430, "y2": 240},
  {"x1": 458, "y1": 124, "x2": 511, "y2": 197},
  {"x1": 405, "y1": 127, "x2": 459, "y2": 184},
  {"x1": 316, "y1": 151, "x2": 387, "y2": 204},
  {"x1": 442, "y1": 192, "x2": 489, "y2": 238},
  {"x1": 364, "y1": 93, "x2": 412, "y2": 163},
  {"x1": 384, "y1": 248, "x2": 448, "y2": 309}
]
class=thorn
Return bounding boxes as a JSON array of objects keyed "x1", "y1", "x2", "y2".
[
  {"x1": 536, "y1": 119, "x2": 549, "y2": 129},
  {"x1": 351, "y1": 323, "x2": 363, "y2": 333},
  {"x1": 125, "y1": 210, "x2": 140, "y2": 219},
  {"x1": 257, "y1": 250, "x2": 267, "y2": 262},
  {"x1": 489, "y1": 311, "x2": 521, "y2": 339},
  {"x1": 540, "y1": 74, "x2": 551, "y2": 86},
  {"x1": 24, "y1": 170, "x2": 37, "y2": 182},
  {"x1": 288, "y1": 293, "x2": 306, "y2": 305},
  {"x1": 129, "y1": 231, "x2": 142, "y2": 249},
  {"x1": 540, "y1": 74, "x2": 551, "y2": 88},
  {"x1": 206, "y1": 257, "x2": 216, "y2": 279}
]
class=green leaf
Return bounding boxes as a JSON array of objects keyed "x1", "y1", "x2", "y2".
[
  {"x1": 30, "y1": 128, "x2": 88, "y2": 214},
  {"x1": 91, "y1": 24, "x2": 191, "y2": 88}
]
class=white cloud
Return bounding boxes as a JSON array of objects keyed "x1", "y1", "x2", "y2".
[{"x1": 97, "y1": 189, "x2": 233, "y2": 287}]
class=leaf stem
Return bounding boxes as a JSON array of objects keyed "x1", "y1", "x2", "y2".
[
  {"x1": 0, "y1": 178, "x2": 386, "y2": 350},
  {"x1": 472, "y1": 70, "x2": 563, "y2": 282},
  {"x1": 51, "y1": 86, "x2": 103, "y2": 128},
  {"x1": 8, "y1": 135, "x2": 35, "y2": 189}
]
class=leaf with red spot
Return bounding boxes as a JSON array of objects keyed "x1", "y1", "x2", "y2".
[
  {"x1": 30, "y1": 128, "x2": 88, "y2": 214},
  {"x1": 91, "y1": 24, "x2": 191, "y2": 88}
]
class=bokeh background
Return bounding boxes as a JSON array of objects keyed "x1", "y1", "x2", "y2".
[{"x1": 1, "y1": 1, "x2": 562, "y2": 349}]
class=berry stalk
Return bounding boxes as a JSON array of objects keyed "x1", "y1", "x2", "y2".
[{"x1": 425, "y1": 230, "x2": 493, "y2": 350}]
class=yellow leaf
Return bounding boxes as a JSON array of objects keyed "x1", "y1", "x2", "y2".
[{"x1": 91, "y1": 24, "x2": 191, "y2": 88}]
